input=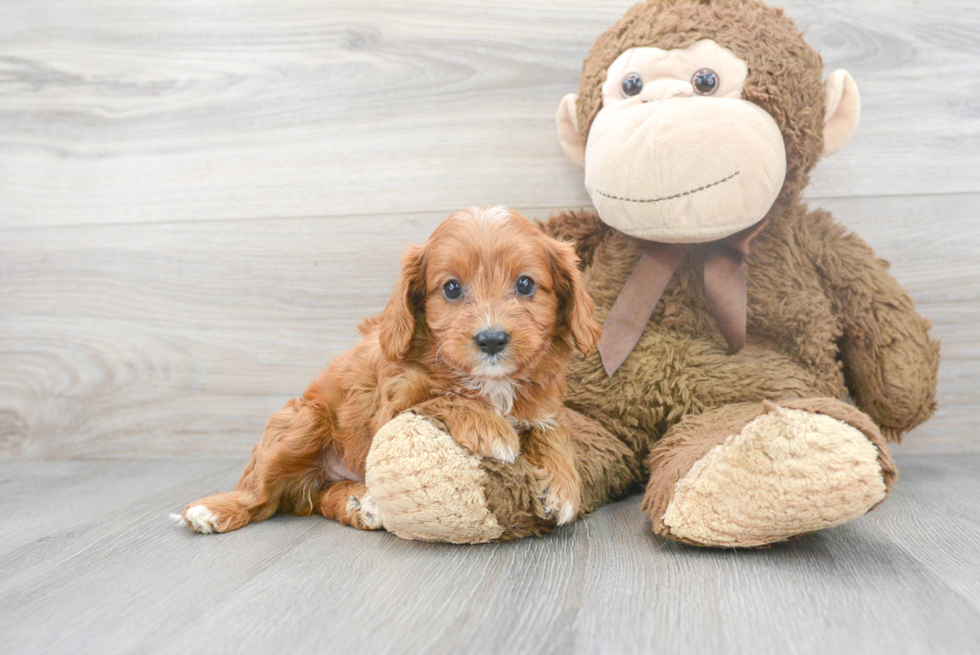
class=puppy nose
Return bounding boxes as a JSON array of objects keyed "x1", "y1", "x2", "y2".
[{"x1": 475, "y1": 330, "x2": 509, "y2": 355}]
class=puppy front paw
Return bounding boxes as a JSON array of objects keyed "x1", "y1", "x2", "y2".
[
  {"x1": 411, "y1": 399, "x2": 522, "y2": 463},
  {"x1": 542, "y1": 480, "x2": 581, "y2": 525},
  {"x1": 490, "y1": 440, "x2": 520, "y2": 464},
  {"x1": 454, "y1": 425, "x2": 521, "y2": 463}
]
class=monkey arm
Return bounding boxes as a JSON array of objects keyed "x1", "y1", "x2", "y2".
[{"x1": 802, "y1": 208, "x2": 940, "y2": 440}]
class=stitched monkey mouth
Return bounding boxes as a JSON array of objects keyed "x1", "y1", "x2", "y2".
[{"x1": 595, "y1": 171, "x2": 740, "y2": 204}]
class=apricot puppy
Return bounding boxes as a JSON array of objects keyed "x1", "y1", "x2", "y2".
[{"x1": 182, "y1": 206, "x2": 600, "y2": 534}]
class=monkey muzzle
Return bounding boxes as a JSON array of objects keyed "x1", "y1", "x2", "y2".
[{"x1": 584, "y1": 96, "x2": 786, "y2": 244}]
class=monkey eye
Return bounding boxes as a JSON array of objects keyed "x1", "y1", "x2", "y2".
[
  {"x1": 443, "y1": 279, "x2": 462, "y2": 300},
  {"x1": 622, "y1": 72, "x2": 643, "y2": 97},
  {"x1": 515, "y1": 276, "x2": 536, "y2": 297},
  {"x1": 692, "y1": 68, "x2": 719, "y2": 95}
]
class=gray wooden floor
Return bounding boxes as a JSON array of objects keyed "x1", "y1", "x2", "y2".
[
  {"x1": 2, "y1": 1, "x2": 980, "y2": 653},
  {"x1": 0, "y1": 454, "x2": 978, "y2": 654}
]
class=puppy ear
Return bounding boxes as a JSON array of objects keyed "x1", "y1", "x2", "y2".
[
  {"x1": 546, "y1": 237, "x2": 601, "y2": 356},
  {"x1": 379, "y1": 244, "x2": 427, "y2": 362}
]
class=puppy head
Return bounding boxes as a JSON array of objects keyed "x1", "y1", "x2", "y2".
[{"x1": 379, "y1": 207, "x2": 600, "y2": 378}]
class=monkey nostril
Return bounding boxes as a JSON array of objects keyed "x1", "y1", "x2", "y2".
[
  {"x1": 644, "y1": 90, "x2": 684, "y2": 103},
  {"x1": 475, "y1": 330, "x2": 509, "y2": 356},
  {"x1": 639, "y1": 80, "x2": 695, "y2": 103}
]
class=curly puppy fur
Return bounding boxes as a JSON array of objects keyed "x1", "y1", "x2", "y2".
[{"x1": 182, "y1": 207, "x2": 601, "y2": 533}]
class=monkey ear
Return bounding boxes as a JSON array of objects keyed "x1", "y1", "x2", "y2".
[
  {"x1": 556, "y1": 93, "x2": 586, "y2": 167},
  {"x1": 378, "y1": 244, "x2": 426, "y2": 362},
  {"x1": 822, "y1": 70, "x2": 861, "y2": 157},
  {"x1": 547, "y1": 237, "x2": 601, "y2": 356}
]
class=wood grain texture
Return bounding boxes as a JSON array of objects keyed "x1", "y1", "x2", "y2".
[
  {"x1": 0, "y1": 455, "x2": 978, "y2": 654},
  {"x1": 2, "y1": 195, "x2": 976, "y2": 458},
  {"x1": 1, "y1": 0, "x2": 978, "y2": 459},
  {"x1": 2, "y1": 4, "x2": 977, "y2": 653},
  {"x1": 0, "y1": 0, "x2": 978, "y2": 229}
]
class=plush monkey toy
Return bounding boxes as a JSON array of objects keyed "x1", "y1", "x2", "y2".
[{"x1": 363, "y1": 0, "x2": 939, "y2": 547}]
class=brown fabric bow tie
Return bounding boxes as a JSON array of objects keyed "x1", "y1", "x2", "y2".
[{"x1": 598, "y1": 220, "x2": 769, "y2": 376}]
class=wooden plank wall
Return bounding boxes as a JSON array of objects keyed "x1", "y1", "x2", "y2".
[{"x1": 1, "y1": 0, "x2": 977, "y2": 459}]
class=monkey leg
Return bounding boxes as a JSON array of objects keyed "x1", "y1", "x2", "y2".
[{"x1": 642, "y1": 398, "x2": 898, "y2": 548}]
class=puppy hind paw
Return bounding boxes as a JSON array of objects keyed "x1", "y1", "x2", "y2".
[
  {"x1": 183, "y1": 505, "x2": 220, "y2": 534},
  {"x1": 346, "y1": 490, "x2": 383, "y2": 530},
  {"x1": 357, "y1": 490, "x2": 384, "y2": 529}
]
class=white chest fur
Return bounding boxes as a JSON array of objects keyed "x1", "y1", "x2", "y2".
[
  {"x1": 463, "y1": 375, "x2": 558, "y2": 433},
  {"x1": 464, "y1": 376, "x2": 519, "y2": 415}
]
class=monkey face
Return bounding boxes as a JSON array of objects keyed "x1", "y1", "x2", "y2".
[
  {"x1": 556, "y1": 4, "x2": 862, "y2": 245},
  {"x1": 585, "y1": 40, "x2": 786, "y2": 243}
]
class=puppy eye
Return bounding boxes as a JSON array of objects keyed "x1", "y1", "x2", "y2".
[
  {"x1": 692, "y1": 68, "x2": 719, "y2": 95},
  {"x1": 443, "y1": 279, "x2": 462, "y2": 300},
  {"x1": 622, "y1": 72, "x2": 643, "y2": 97},
  {"x1": 515, "y1": 276, "x2": 535, "y2": 297}
]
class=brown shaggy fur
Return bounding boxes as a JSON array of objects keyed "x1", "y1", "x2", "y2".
[
  {"x1": 183, "y1": 207, "x2": 601, "y2": 533},
  {"x1": 477, "y1": 0, "x2": 938, "y2": 543},
  {"x1": 479, "y1": 407, "x2": 644, "y2": 541}
]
